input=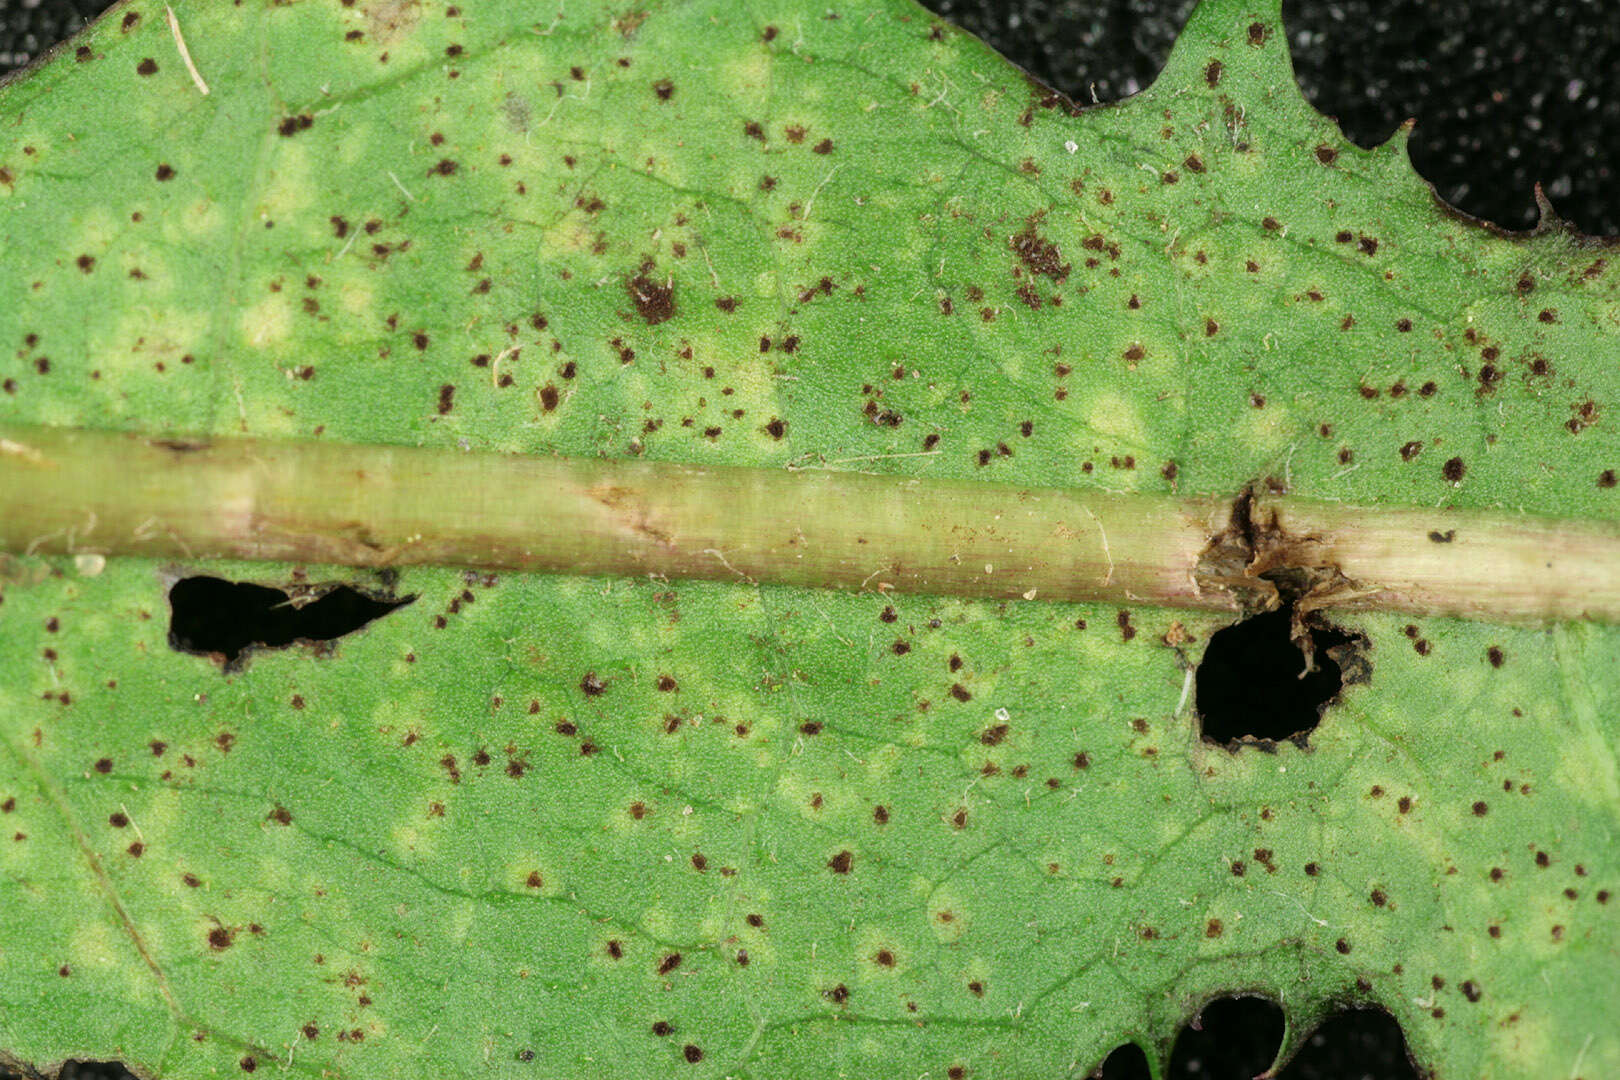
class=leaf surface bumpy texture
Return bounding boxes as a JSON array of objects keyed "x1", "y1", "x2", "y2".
[{"x1": 0, "y1": 0, "x2": 1617, "y2": 1077}]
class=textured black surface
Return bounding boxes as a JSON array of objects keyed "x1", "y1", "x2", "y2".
[
  {"x1": 924, "y1": 0, "x2": 1619, "y2": 236},
  {"x1": 0, "y1": 1, "x2": 1605, "y2": 1078},
  {"x1": 0, "y1": 0, "x2": 106, "y2": 74}
]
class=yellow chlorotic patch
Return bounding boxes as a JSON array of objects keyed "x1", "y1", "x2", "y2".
[
  {"x1": 1083, "y1": 391, "x2": 1145, "y2": 444},
  {"x1": 259, "y1": 144, "x2": 316, "y2": 224},
  {"x1": 1237, "y1": 399, "x2": 1293, "y2": 453},
  {"x1": 926, "y1": 887, "x2": 968, "y2": 944},
  {"x1": 539, "y1": 218, "x2": 602, "y2": 257},
  {"x1": 335, "y1": 278, "x2": 372, "y2": 325},
  {"x1": 68, "y1": 919, "x2": 121, "y2": 972},
  {"x1": 176, "y1": 197, "x2": 225, "y2": 241},
  {"x1": 1489, "y1": 1010, "x2": 1557, "y2": 1076},
  {"x1": 863, "y1": 742, "x2": 903, "y2": 782},
  {"x1": 94, "y1": 307, "x2": 208, "y2": 373},
  {"x1": 240, "y1": 294, "x2": 293, "y2": 349},
  {"x1": 444, "y1": 901, "x2": 476, "y2": 948},
  {"x1": 72, "y1": 205, "x2": 122, "y2": 254},
  {"x1": 640, "y1": 906, "x2": 676, "y2": 941},
  {"x1": 721, "y1": 49, "x2": 773, "y2": 100}
]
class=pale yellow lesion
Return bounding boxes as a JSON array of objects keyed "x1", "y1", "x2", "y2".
[
  {"x1": 256, "y1": 143, "x2": 315, "y2": 224},
  {"x1": 239, "y1": 294, "x2": 293, "y2": 349},
  {"x1": 1082, "y1": 391, "x2": 1146, "y2": 445}
]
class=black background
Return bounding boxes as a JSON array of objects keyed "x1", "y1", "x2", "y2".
[{"x1": 1, "y1": 0, "x2": 1610, "y2": 1077}]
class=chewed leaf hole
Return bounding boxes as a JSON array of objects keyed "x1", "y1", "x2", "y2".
[
  {"x1": 168, "y1": 576, "x2": 414, "y2": 668},
  {"x1": 1288, "y1": 1007, "x2": 1422, "y2": 1078},
  {"x1": 1090, "y1": 998, "x2": 1418, "y2": 1077},
  {"x1": 1195, "y1": 604, "x2": 1358, "y2": 745},
  {"x1": 1090, "y1": 1041, "x2": 1150, "y2": 1078},
  {"x1": 11, "y1": 1063, "x2": 138, "y2": 1080},
  {"x1": 1171, "y1": 996, "x2": 1285, "y2": 1077}
]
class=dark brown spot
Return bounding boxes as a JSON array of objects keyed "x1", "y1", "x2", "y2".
[
  {"x1": 1009, "y1": 218, "x2": 1070, "y2": 283},
  {"x1": 683, "y1": 1045, "x2": 703, "y2": 1064},
  {"x1": 625, "y1": 271, "x2": 675, "y2": 324},
  {"x1": 1442, "y1": 457, "x2": 1466, "y2": 483},
  {"x1": 136, "y1": 58, "x2": 158, "y2": 76},
  {"x1": 208, "y1": 927, "x2": 235, "y2": 950},
  {"x1": 1204, "y1": 59, "x2": 1223, "y2": 86},
  {"x1": 1247, "y1": 21, "x2": 1267, "y2": 45},
  {"x1": 436, "y1": 384, "x2": 454, "y2": 414},
  {"x1": 828, "y1": 849, "x2": 853, "y2": 873}
]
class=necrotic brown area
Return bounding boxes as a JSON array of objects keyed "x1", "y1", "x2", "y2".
[
  {"x1": 626, "y1": 270, "x2": 675, "y2": 324},
  {"x1": 1010, "y1": 218, "x2": 1070, "y2": 282}
]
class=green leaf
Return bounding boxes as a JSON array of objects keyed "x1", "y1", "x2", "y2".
[{"x1": 2, "y1": 0, "x2": 1617, "y2": 1077}]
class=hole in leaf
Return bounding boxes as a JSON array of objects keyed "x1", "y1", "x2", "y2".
[
  {"x1": 1088, "y1": 1000, "x2": 1419, "y2": 1078},
  {"x1": 1195, "y1": 604, "x2": 1355, "y2": 745},
  {"x1": 1089, "y1": 1041, "x2": 1150, "y2": 1078},
  {"x1": 1170, "y1": 995, "x2": 1285, "y2": 1078},
  {"x1": 14, "y1": 1064, "x2": 140, "y2": 1080},
  {"x1": 1283, "y1": 1007, "x2": 1422, "y2": 1079},
  {"x1": 168, "y1": 576, "x2": 413, "y2": 668}
]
